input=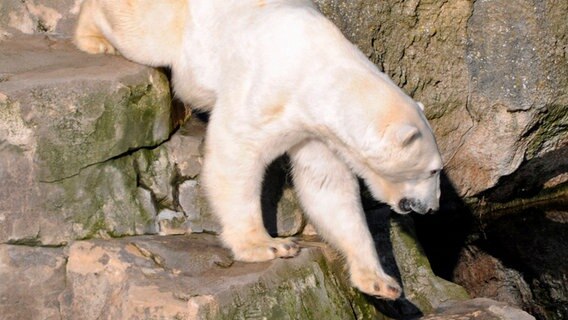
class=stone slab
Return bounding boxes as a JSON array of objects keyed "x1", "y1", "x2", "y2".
[{"x1": 0, "y1": 34, "x2": 172, "y2": 244}]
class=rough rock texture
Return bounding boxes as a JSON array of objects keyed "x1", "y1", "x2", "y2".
[
  {"x1": 390, "y1": 216, "x2": 469, "y2": 313},
  {"x1": 1, "y1": 235, "x2": 382, "y2": 320},
  {"x1": 453, "y1": 246, "x2": 536, "y2": 315},
  {"x1": 315, "y1": 0, "x2": 568, "y2": 201},
  {"x1": 365, "y1": 208, "x2": 469, "y2": 318},
  {"x1": 2, "y1": 0, "x2": 565, "y2": 204},
  {"x1": 0, "y1": 34, "x2": 172, "y2": 245},
  {"x1": 453, "y1": 201, "x2": 568, "y2": 320},
  {"x1": 422, "y1": 298, "x2": 535, "y2": 320},
  {"x1": 0, "y1": 0, "x2": 80, "y2": 36},
  {"x1": 0, "y1": 245, "x2": 67, "y2": 320},
  {"x1": 1, "y1": 234, "x2": 532, "y2": 320},
  {"x1": 0, "y1": 34, "x2": 305, "y2": 244}
]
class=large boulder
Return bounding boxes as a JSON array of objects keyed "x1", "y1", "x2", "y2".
[
  {"x1": 0, "y1": 34, "x2": 172, "y2": 244},
  {"x1": 421, "y1": 298, "x2": 535, "y2": 320},
  {"x1": 453, "y1": 201, "x2": 568, "y2": 320}
]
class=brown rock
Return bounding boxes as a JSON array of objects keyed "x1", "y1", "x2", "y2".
[
  {"x1": 59, "y1": 234, "x2": 380, "y2": 320},
  {"x1": 0, "y1": 245, "x2": 67, "y2": 320},
  {"x1": 453, "y1": 246, "x2": 534, "y2": 312},
  {"x1": 422, "y1": 298, "x2": 535, "y2": 320}
]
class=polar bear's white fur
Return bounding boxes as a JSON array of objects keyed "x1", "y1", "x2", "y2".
[{"x1": 75, "y1": 0, "x2": 443, "y2": 300}]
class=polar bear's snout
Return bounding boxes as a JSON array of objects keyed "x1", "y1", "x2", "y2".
[{"x1": 398, "y1": 197, "x2": 437, "y2": 214}]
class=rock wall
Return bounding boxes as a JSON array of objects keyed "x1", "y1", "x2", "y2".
[{"x1": 0, "y1": 35, "x2": 172, "y2": 245}]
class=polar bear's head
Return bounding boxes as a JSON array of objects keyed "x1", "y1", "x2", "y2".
[{"x1": 357, "y1": 98, "x2": 443, "y2": 215}]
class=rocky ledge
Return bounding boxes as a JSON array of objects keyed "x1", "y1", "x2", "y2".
[
  {"x1": 0, "y1": 234, "x2": 535, "y2": 320},
  {"x1": 0, "y1": 235, "x2": 376, "y2": 320}
]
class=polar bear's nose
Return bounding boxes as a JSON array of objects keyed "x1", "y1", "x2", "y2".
[
  {"x1": 398, "y1": 198, "x2": 435, "y2": 214},
  {"x1": 399, "y1": 198, "x2": 412, "y2": 212}
]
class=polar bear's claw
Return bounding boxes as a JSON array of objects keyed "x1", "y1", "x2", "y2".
[
  {"x1": 351, "y1": 269, "x2": 402, "y2": 300},
  {"x1": 231, "y1": 237, "x2": 300, "y2": 262}
]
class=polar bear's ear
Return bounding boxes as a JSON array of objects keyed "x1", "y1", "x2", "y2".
[
  {"x1": 417, "y1": 102, "x2": 425, "y2": 111},
  {"x1": 396, "y1": 124, "x2": 421, "y2": 147}
]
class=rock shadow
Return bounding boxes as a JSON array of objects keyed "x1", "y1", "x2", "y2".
[
  {"x1": 362, "y1": 199, "x2": 424, "y2": 319},
  {"x1": 480, "y1": 145, "x2": 568, "y2": 203},
  {"x1": 412, "y1": 171, "x2": 475, "y2": 281}
]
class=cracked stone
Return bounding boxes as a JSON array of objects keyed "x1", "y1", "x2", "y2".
[{"x1": 0, "y1": 34, "x2": 172, "y2": 244}]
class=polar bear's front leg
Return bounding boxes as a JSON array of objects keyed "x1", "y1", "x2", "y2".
[
  {"x1": 73, "y1": 0, "x2": 118, "y2": 55},
  {"x1": 202, "y1": 119, "x2": 299, "y2": 262},
  {"x1": 290, "y1": 140, "x2": 402, "y2": 300}
]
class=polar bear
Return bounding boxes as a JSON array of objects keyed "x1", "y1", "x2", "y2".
[{"x1": 75, "y1": 0, "x2": 443, "y2": 300}]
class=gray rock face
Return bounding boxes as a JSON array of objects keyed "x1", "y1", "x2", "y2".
[
  {"x1": 0, "y1": 34, "x2": 172, "y2": 244},
  {"x1": 453, "y1": 202, "x2": 568, "y2": 320},
  {"x1": 0, "y1": 234, "x2": 533, "y2": 320},
  {"x1": 0, "y1": 1, "x2": 559, "y2": 319},
  {"x1": 454, "y1": 246, "x2": 535, "y2": 314},
  {"x1": 0, "y1": 0, "x2": 80, "y2": 36}
]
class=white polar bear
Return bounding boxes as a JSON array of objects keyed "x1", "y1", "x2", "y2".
[{"x1": 75, "y1": 0, "x2": 443, "y2": 300}]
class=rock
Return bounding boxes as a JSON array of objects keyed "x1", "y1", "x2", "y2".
[
  {"x1": 390, "y1": 216, "x2": 469, "y2": 313},
  {"x1": 2, "y1": 0, "x2": 566, "y2": 205},
  {"x1": 421, "y1": 298, "x2": 535, "y2": 320},
  {"x1": 365, "y1": 208, "x2": 469, "y2": 317},
  {"x1": 0, "y1": 245, "x2": 67, "y2": 320},
  {"x1": 178, "y1": 180, "x2": 218, "y2": 234},
  {"x1": 0, "y1": 0, "x2": 81, "y2": 36},
  {"x1": 0, "y1": 34, "x2": 171, "y2": 244},
  {"x1": 156, "y1": 208, "x2": 192, "y2": 235},
  {"x1": 135, "y1": 147, "x2": 176, "y2": 208},
  {"x1": 453, "y1": 203, "x2": 568, "y2": 320},
  {"x1": 59, "y1": 234, "x2": 381, "y2": 320},
  {"x1": 163, "y1": 118, "x2": 206, "y2": 180},
  {"x1": 137, "y1": 119, "x2": 305, "y2": 237},
  {"x1": 453, "y1": 246, "x2": 535, "y2": 314}
]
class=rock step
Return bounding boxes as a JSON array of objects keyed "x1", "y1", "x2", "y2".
[
  {"x1": 0, "y1": 34, "x2": 174, "y2": 245},
  {"x1": 0, "y1": 234, "x2": 379, "y2": 320},
  {"x1": 0, "y1": 234, "x2": 535, "y2": 320}
]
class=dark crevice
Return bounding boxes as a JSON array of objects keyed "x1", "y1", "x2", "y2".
[
  {"x1": 480, "y1": 145, "x2": 568, "y2": 203},
  {"x1": 39, "y1": 124, "x2": 181, "y2": 184}
]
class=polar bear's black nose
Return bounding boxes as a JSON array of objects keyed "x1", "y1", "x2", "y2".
[{"x1": 399, "y1": 198, "x2": 412, "y2": 212}]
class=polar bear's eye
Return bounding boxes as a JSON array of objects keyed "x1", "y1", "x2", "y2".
[{"x1": 430, "y1": 169, "x2": 440, "y2": 176}]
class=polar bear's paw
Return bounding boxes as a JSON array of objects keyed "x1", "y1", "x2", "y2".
[
  {"x1": 75, "y1": 35, "x2": 118, "y2": 55},
  {"x1": 351, "y1": 268, "x2": 402, "y2": 300},
  {"x1": 231, "y1": 237, "x2": 300, "y2": 262}
]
